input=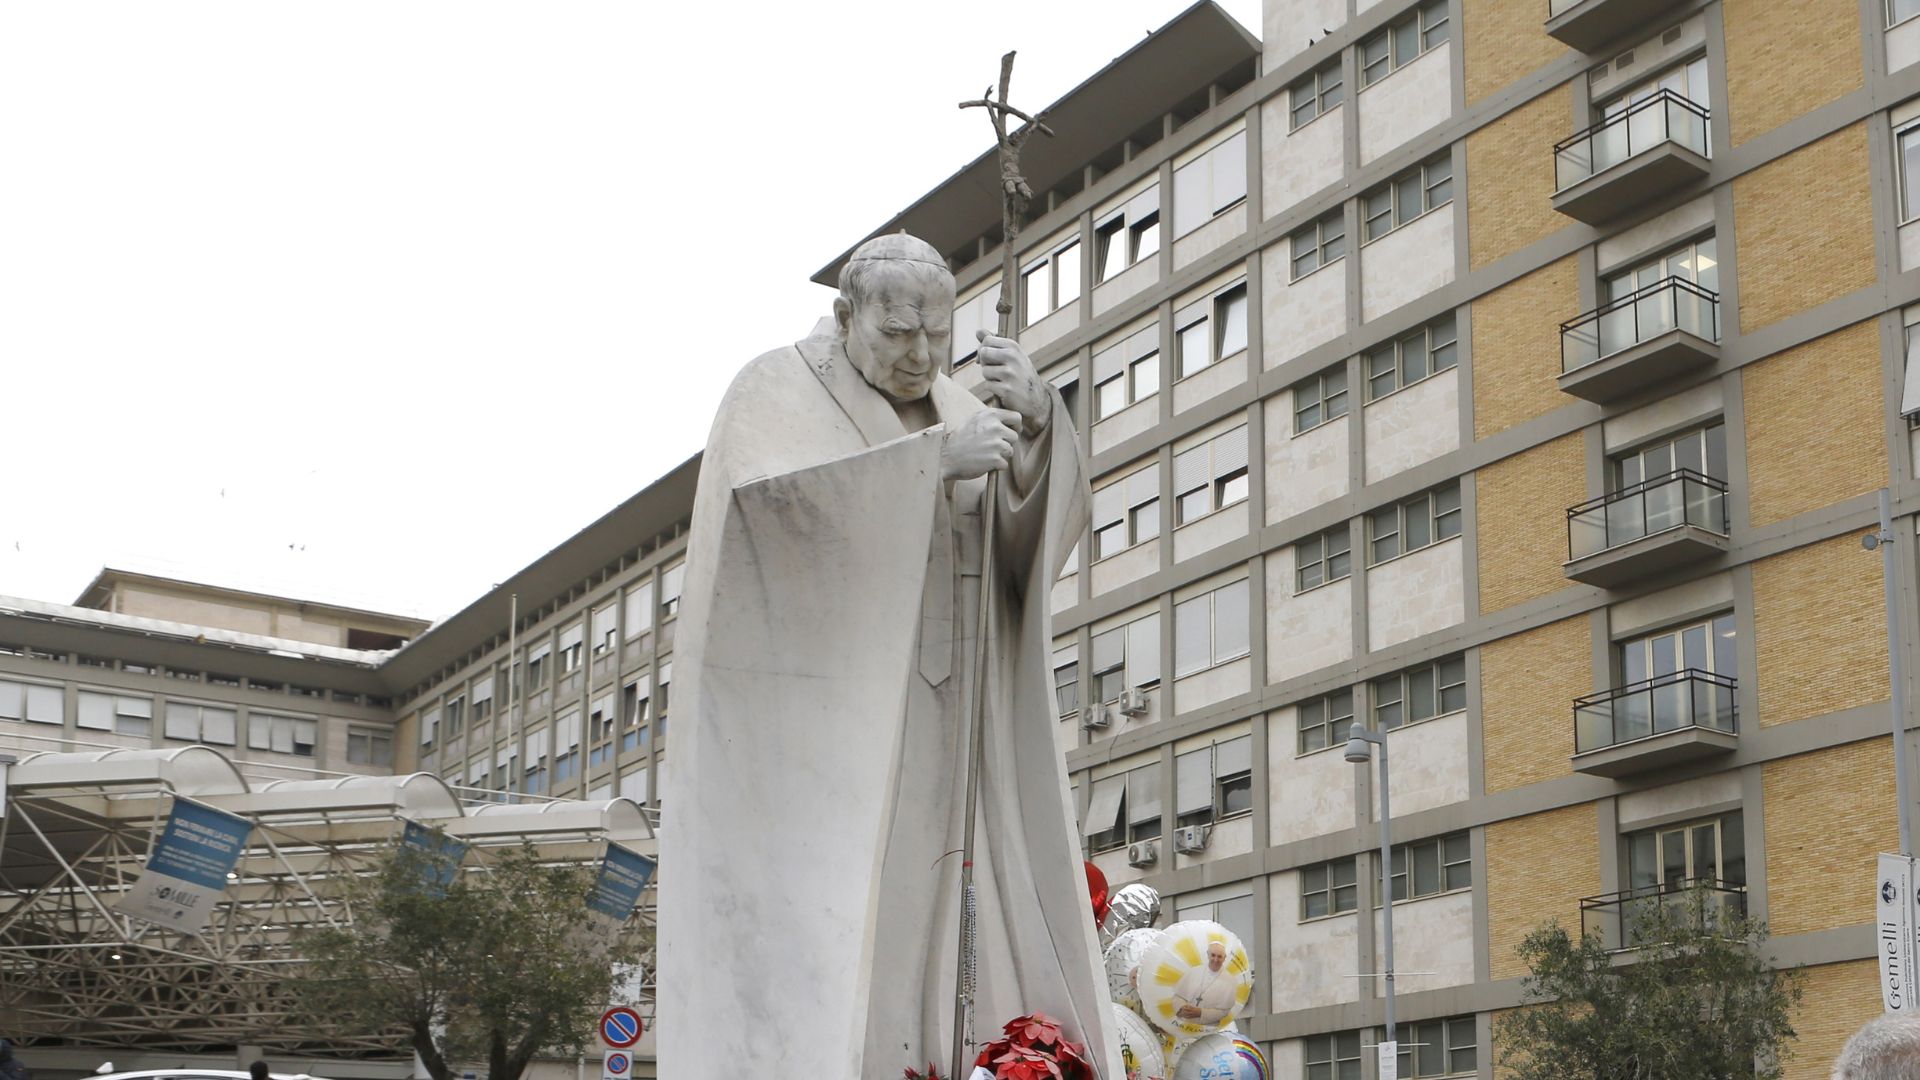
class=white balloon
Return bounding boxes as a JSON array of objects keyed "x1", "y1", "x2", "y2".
[
  {"x1": 1168, "y1": 1032, "x2": 1268, "y2": 1080},
  {"x1": 1136, "y1": 920, "x2": 1255, "y2": 1038},
  {"x1": 1109, "y1": 1001, "x2": 1169, "y2": 1080},
  {"x1": 1103, "y1": 927, "x2": 1161, "y2": 1011}
]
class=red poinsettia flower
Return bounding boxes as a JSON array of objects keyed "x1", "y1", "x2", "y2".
[{"x1": 1004, "y1": 1012, "x2": 1065, "y2": 1046}]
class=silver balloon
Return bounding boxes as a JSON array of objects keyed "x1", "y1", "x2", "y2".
[
  {"x1": 1103, "y1": 927, "x2": 1161, "y2": 1011},
  {"x1": 1168, "y1": 1031, "x2": 1266, "y2": 1080},
  {"x1": 1102, "y1": 882, "x2": 1162, "y2": 938}
]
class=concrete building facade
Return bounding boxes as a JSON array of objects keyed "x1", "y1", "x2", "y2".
[{"x1": 6, "y1": 1, "x2": 1920, "y2": 1076}]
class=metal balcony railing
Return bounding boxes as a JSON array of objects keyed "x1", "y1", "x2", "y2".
[
  {"x1": 1574, "y1": 668, "x2": 1737, "y2": 755},
  {"x1": 1580, "y1": 879, "x2": 1747, "y2": 951},
  {"x1": 1554, "y1": 89, "x2": 1711, "y2": 190},
  {"x1": 1561, "y1": 276, "x2": 1721, "y2": 374},
  {"x1": 1567, "y1": 469, "x2": 1729, "y2": 561}
]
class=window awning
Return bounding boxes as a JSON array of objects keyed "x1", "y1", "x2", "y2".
[{"x1": 1085, "y1": 775, "x2": 1125, "y2": 837}]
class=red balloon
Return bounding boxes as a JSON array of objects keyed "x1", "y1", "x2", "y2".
[{"x1": 1084, "y1": 860, "x2": 1110, "y2": 926}]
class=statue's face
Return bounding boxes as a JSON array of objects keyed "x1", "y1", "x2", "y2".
[{"x1": 837, "y1": 265, "x2": 955, "y2": 403}]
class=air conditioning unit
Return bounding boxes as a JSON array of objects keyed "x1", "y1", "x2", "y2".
[
  {"x1": 1081, "y1": 704, "x2": 1114, "y2": 730},
  {"x1": 1126, "y1": 839, "x2": 1159, "y2": 868},
  {"x1": 1174, "y1": 824, "x2": 1212, "y2": 854},
  {"x1": 1118, "y1": 688, "x2": 1150, "y2": 717}
]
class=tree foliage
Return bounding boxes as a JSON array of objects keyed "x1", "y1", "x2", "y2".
[
  {"x1": 293, "y1": 840, "x2": 644, "y2": 1080},
  {"x1": 1493, "y1": 886, "x2": 1802, "y2": 1080}
]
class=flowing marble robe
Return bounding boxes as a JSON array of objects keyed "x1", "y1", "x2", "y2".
[{"x1": 657, "y1": 325, "x2": 1115, "y2": 1079}]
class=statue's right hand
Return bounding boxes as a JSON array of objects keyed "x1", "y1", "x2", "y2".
[{"x1": 941, "y1": 408, "x2": 1023, "y2": 482}]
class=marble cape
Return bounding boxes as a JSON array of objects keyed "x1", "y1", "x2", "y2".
[{"x1": 658, "y1": 326, "x2": 1116, "y2": 1078}]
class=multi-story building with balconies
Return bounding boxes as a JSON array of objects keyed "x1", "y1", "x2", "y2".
[{"x1": 7, "y1": 1, "x2": 1920, "y2": 1076}]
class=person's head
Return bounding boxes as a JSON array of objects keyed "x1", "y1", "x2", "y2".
[
  {"x1": 833, "y1": 234, "x2": 955, "y2": 403},
  {"x1": 1206, "y1": 942, "x2": 1226, "y2": 972},
  {"x1": 248, "y1": 1060, "x2": 269, "y2": 1080},
  {"x1": 1833, "y1": 1014, "x2": 1920, "y2": 1079}
]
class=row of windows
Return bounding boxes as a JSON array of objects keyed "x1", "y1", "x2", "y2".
[
  {"x1": 1084, "y1": 281, "x2": 1250, "y2": 426},
  {"x1": 1292, "y1": 311, "x2": 1457, "y2": 436},
  {"x1": 1288, "y1": 151, "x2": 1453, "y2": 284},
  {"x1": 1299, "y1": 831, "x2": 1471, "y2": 920},
  {"x1": 1308, "y1": 1015, "x2": 1475, "y2": 1080},
  {"x1": 0, "y1": 649, "x2": 393, "y2": 707},
  {"x1": 1084, "y1": 733, "x2": 1253, "y2": 850},
  {"x1": 0, "y1": 677, "x2": 377, "y2": 761}
]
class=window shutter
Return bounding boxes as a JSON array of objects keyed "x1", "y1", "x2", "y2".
[
  {"x1": 1129, "y1": 464, "x2": 1161, "y2": 507},
  {"x1": 1216, "y1": 734, "x2": 1253, "y2": 777},
  {"x1": 77, "y1": 692, "x2": 114, "y2": 731},
  {"x1": 1053, "y1": 644, "x2": 1077, "y2": 669},
  {"x1": 1092, "y1": 628, "x2": 1125, "y2": 675},
  {"x1": 1127, "y1": 614, "x2": 1161, "y2": 688},
  {"x1": 0, "y1": 680, "x2": 20, "y2": 721},
  {"x1": 1212, "y1": 580, "x2": 1251, "y2": 664},
  {"x1": 557, "y1": 709, "x2": 581, "y2": 749},
  {"x1": 1092, "y1": 482, "x2": 1126, "y2": 529},
  {"x1": 421, "y1": 706, "x2": 442, "y2": 745},
  {"x1": 203, "y1": 708, "x2": 236, "y2": 745},
  {"x1": 559, "y1": 622, "x2": 584, "y2": 651},
  {"x1": 1085, "y1": 776, "x2": 1126, "y2": 837},
  {"x1": 25, "y1": 684, "x2": 62, "y2": 725},
  {"x1": 1213, "y1": 426, "x2": 1249, "y2": 479},
  {"x1": 528, "y1": 641, "x2": 554, "y2": 663},
  {"x1": 661, "y1": 563, "x2": 687, "y2": 603},
  {"x1": 1173, "y1": 446, "x2": 1209, "y2": 496},
  {"x1": 1126, "y1": 183, "x2": 1161, "y2": 223},
  {"x1": 1176, "y1": 749, "x2": 1214, "y2": 814},
  {"x1": 497, "y1": 744, "x2": 514, "y2": 770},
  {"x1": 474, "y1": 675, "x2": 495, "y2": 703},
  {"x1": 1129, "y1": 326, "x2": 1160, "y2": 361},
  {"x1": 165, "y1": 703, "x2": 199, "y2": 741},
  {"x1": 620, "y1": 768, "x2": 650, "y2": 803},
  {"x1": 1171, "y1": 157, "x2": 1209, "y2": 238},
  {"x1": 1174, "y1": 596, "x2": 1211, "y2": 677},
  {"x1": 1210, "y1": 131, "x2": 1248, "y2": 214},
  {"x1": 1127, "y1": 764, "x2": 1161, "y2": 827},
  {"x1": 1094, "y1": 344, "x2": 1126, "y2": 382}
]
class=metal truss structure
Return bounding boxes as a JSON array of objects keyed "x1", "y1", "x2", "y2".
[{"x1": 0, "y1": 747, "x2": 658, "y2": 1058}]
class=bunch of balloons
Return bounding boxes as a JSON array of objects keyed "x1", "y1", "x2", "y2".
[{"x1": 1086, "y1": 866, "x2": 1268, "y2": 1080}]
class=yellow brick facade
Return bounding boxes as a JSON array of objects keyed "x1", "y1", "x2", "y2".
[
  {"x1": 1763, "y1": 738, "x2": 1897, "y2": 937},
  {"x1": 1486, "y1": 803, "x2": 1599, "y2": 982},
  {"x1": 1476, "y1": 434, "x2": 1585, "y2": 614},
  {"x1": 1743, "y1": 320, "x2": 1887, "y2": 527},
  {"x1": 1781, "y1": 961, "x2": 1880, "y2": 1080},
  {"x1": 1752, "y1": 536, "x2": 1888, "y2": 728},
  {"x1": 1472, "y1": 256, "x2": 1578, "y2": 438},
  {"x1": 1724, "y1": 0, "x2": 1863, "y2": 147},
  {"x1": 1480, "y1": 616, "x2": 1589, "y2": 794},
  {"x1": 1466, "y1": 88, "x2": 1568, "y2": 271},
  {"x1": 1461, "y1": 0, "x2": 1565, "y2": 106},
  {"x1": 1731, "y1": 122, "x2": 1874, "y2": 333}
]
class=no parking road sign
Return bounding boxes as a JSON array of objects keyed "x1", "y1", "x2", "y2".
[
  {"x1": 602, "y1": 1051, "x2": 632, "y2": 1080},
  {"x1": 599, "y1": 1005, "x2": 643, "y2": 1049}
]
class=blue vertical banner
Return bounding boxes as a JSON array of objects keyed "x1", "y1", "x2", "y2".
[
  {"x1": 117, "y1": 797, "x2": 252, "y2": 934},
  {"x1": 587, "y1": 843, "x2": 655, "y2": 921},
  {"x1": 401, "y1": 820, "x2": 469, "y2": 896}
]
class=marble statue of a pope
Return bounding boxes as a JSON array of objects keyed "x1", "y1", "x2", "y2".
[{"x1": 658, "y1": 233, "x2": 1117, "y2": 1078}]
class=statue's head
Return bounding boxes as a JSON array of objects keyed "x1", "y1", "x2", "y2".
[{"x1": 834, "y1": 233, "x2": 956, "y2": 403}]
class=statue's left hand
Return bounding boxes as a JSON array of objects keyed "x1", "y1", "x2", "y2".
[{"x1": 976, "y1": 331, "x2": 1052, "y2": 439}]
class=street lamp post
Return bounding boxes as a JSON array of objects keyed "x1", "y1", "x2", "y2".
[{"x1": 1344, "y1": 728, "x2": 1397, "y2": 1072}]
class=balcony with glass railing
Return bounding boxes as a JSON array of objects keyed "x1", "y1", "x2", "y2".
[
  {"x1": 1579, "y1": 879, "x2": 1748, "y2": 952},
  {"x1": 1546, "y1": 0, "x2": 1676, "y2": 52},
  {"x1": 1559, "y1": 276, "x2": 1720, "y2": 403},
  {"x1": 1552, "y1": 90, "x2": 1712, "y2": 224},
  {"x1": 1572, "y1": 668, "x2": 1738, "y2": 777},
  {"x1": 1564, "y1": 469, "x2": 1729, "y2": 587}
]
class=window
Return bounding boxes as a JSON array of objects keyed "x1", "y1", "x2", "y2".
[
  {"x1": 1305, "y1": 1030, "x2": 1363, "y2": 1080},
  {"x1": 1625, "y1": 811, "x2": 1746, "y2": 892},
  {"x1": 557, "y1": 622, "x2": 585, "y2": 675},
  {"x1": 443, "y1": 695, "x2": 465, "y2": 739},
  {"x1": 1295, "y1": 526, "x2": 1352, "y2": 593},
  {"x1": 1092, "y1": 325, "x2": 1161, "y2": 420},
  {"x1": 1389, "y1": 831, "x2": 1472, "y2": 901},
  {"x1": 1367, "y1": 482, "x2": 1461, "y2": 563},
  {"x1": 526, "y1": 641, "x2": 552, "y2": 689},
  {"x1": 552, "y1": 709, "x2": 582, "y2": 784},
  {"x1": 623, "y1": 580, "x2": 655, "y2": 639},
  {"x1": 1293, "y1": 365, "x2": 1350, "y2": 433},
  {"x1": 952, "y1": 282, "x2": 1003, "y2": 367},
  {"x1": 1090, "y1": 612, "x2": 1161, "y2": 703},
  {"x1": 1174, "y1": 283, "x2": 1249, "y2": 379},
  {"x1": 1363, "y1": 154, "x2": 1453, "y2": 242},
  {"x1": 1020, "y1": 239, "x2": 1081, "y2": 327},
  {"x1": 589, "y1": 692, "x2": 615, "y2": 767},
  {"x1": 1290, "y1": 60, "x2": 1344, "y2": 129},
  {"x1": 592, "y1": 602, "x2": 619, "y2": 656},
  {"x1": 1094, "y1": 186, "x2": 1161, "y2": 283},
  {"x1": 1300, "y1": 858, "x2": 1359, "y2": 919},
  {"x1": 77, "y1": 691, "x2": 152, "y2": 737},
  {"x1": 621, "y1": 675, "x2": 652, "y2": 753},
  {"x1": 0, "y1": 679, "x2": 63, "y2": 725},
  {"x1": 163, "y1": 702, "x2": 237, "y2": 746},
  {"x1": 1383, "y1": 1016, "x2": 1477, "y2": 1078},
  {"x1": 1297, "y1": 688, "x2": 1356, "y2": 754},
  {"x1": 1174, "y1": 580, "x2": 1251, "y2": 678},
  {"x1": 1613, "y1": 422, "x2": 1727, "y2": 493},
  {"x1": 1615, "y1": 614, "x2": 1737, "y2": 731},
  {"x1": 619, "y1": 767, "x2": 650, "y2": 805},
  {"x1": 1290, "y1": 209, "x2": 1346, "y2": 280},
  {"x1": 1092, "y1": 464, "x2": 1161, "y2": 559},
  {"x1": 1364, "y1": 314, "x2": 1457, "y2": 400},
  {"x1": 1053, "y1": 647, "x2": 1079, "y2": 716},
  {"x1": 1896, "y1": 0, "x2": 1920, "y2": 27},
  {"x1": 1359, "y1": 0, "x2": 1449, "y2": 88},
  {"x1": 1177, "y1": 893, "x2": 1257, "y2": 963},
  {"x1": 1085, "y1": 763, "x2": 1161, "y2": 851},
  {"x1": 1173, "y1": 425, "x2": 1250, "y2": 524},
  {"x1": 659, "y1": 564, "x2": 686, "y2": 619},
  {"x1": 472, "y1": 675, "x2": 495, "y2": 728},
  {"x1": 346, "y1": 728, "x2": 394, "y2": 767},
  {"x1": 655, "y1": 661, "x2": 672, "y2": 738},
  {"x1": 1052, "y1": 368, "x2": 1081, "y2": 430},
  {"x1": 1171, "y1": 129, "x2": 1248, "y2": 237},
  {"x1": 1174, "y1": 734, "x2": 1253, "y2": 828},
  {"x1": 1370, "y1": 654, "x2": 1467, "y2": 730},
  {"x1": 247, "y1": 713, "x2": 317, "y2": 757}
]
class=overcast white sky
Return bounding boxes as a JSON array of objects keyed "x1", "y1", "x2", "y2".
[{"x1": 0, "y1": 0, "x2": 1262, "y2": 623}]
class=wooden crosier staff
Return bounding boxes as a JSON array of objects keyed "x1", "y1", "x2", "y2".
[{"x1": 952, "y1": 51, "x2": 1054, "y2": 1080}]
